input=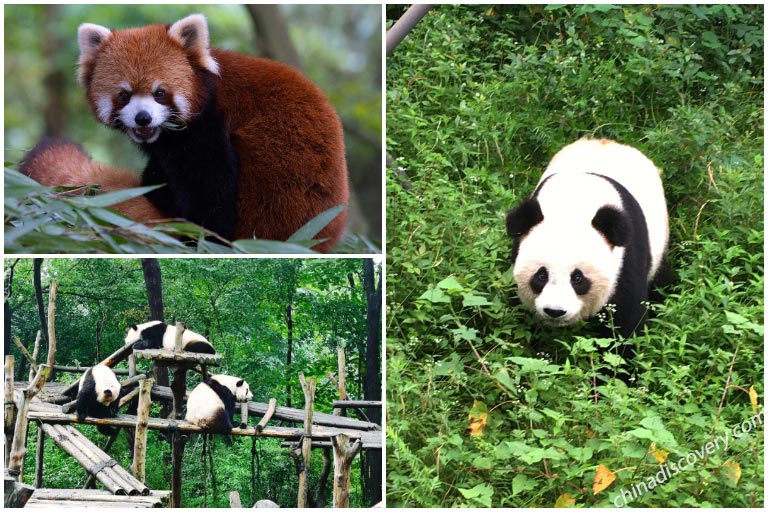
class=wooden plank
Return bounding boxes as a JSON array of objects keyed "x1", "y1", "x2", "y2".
[
  {"x1": 29, "y1": 408, "x2": 383, "y2": 448},
  {"x1": 333, "y1": 400, "x2": 382, "y2": 409}
]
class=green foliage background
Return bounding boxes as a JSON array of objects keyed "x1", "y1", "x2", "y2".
[
  {"x1": 4, "y1": 4, "x2": 382, "y2": 252},
  {"x1": 6, "y1": 257, "x2": 380, "y2": 507},
  {"x1": 386, "y1": 4, "x2": 763, "y2": 507}
]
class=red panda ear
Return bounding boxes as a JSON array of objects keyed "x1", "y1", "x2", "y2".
[
  {"x1": 77, "y1": 23, "x2": 112, "y2": 85},
  {"x1": 168, "y1": 14, "x2": 220, "y2": 76}
]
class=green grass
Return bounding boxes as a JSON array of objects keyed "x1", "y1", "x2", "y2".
[{"x1": 386, "y1": 4, "x2": 763, "y2": 507}]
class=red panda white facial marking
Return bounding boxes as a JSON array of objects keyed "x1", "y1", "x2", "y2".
[{"x1": 76, "y1": 15, "x2": 220, "y2": 144}]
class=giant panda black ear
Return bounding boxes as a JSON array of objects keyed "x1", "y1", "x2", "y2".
[
  {"x1": 592, "y1": 206, "x2": 630, "y2": 247},
  {"x1": 506, "y1": 198, "x2": 543, "y2": 237},
  {"x1": 236, "y1": 380, "x2": 244, "y2": 387}
]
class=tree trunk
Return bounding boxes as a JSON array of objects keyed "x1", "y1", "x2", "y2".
[
  {"x1": 361, "y1": 259, "x2": 382, "y2": 506},
  {"x1": 285, "y1": 304, "x2": 293, "y2": 408},
  {"x1": 140, "y1": 259, "x2": 169, "y2": 414},
  {"x1": 246, "y1": 4, "x2": 303, "y2": 71}
]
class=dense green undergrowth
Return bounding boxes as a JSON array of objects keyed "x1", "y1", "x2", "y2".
[{"x1": 386, "y1": 4, "x2": 763, "y2": 507}]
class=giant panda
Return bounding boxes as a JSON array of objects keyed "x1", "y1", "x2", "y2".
[
  {"x1": 185, "y1": 374, "x2": 253, "y2": 435},
  {"x1": 506, "y1": 138, "x2": 669, "y2": 344},
  {"x1": 74, "y1": 364, "x2": 124, "y2": 435},
  {"x1": 125, "y1": 320, "x2": 215, "y2": 354}
]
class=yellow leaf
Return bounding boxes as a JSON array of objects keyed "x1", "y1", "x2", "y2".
[
  {"x1": 648, "y1": 442, "x2": 669, "y2": 464},
  {"x1": 468, "y1": 417, "x2": 487, "y2": 437},
  {"x1": 554, "y1": 493, "x2": 576, "y2": 507},
  {"x1": 723, "y1": 460, "x2": 741, "y2": 485},
  {"x1": 749, "y1": 385, "x2": 759, "y2": 412},
  {"x1": 468, "y1": 400, "x2": 488, "y2": 437},
  {"x1": 593, "y1": 464, "x2": 617, "y2": 494}
]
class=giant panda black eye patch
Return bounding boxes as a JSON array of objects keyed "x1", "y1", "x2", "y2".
[
  {"x1": 530, "y1": 266, "x2": 548, "y2": 294},
  {"x1": 570, "y1": 269, "x2": 591, "y2": 295}
]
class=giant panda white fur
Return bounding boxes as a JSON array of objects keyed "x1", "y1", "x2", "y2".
[
  {"x1": 506, "y1": 138, "x2": 669, "y2": 340},
  {"x1": 185, "y1": 374, "x2": 253, "y2": 434},
  {"x1": 75, "y1": 364, "x2": 121, "y2": 434},
  {"x1": 125, "y1": 320, "x2": 215, "y2": 354}
]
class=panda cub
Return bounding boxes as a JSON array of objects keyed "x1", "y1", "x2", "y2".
[
  {"x1": 186, "y1": 374, "x2": 253, "y2": 434},
  {"x1": 506, "y1": 138, "x2": 669, "y2": 341},
  {"x1": 74, "y1": 364, "x2": 124, "y2": 435},
  {"x1": 125, "y1": 320, "x2": 215, "y2": 354}
]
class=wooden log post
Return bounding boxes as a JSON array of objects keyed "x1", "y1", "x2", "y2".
[
  {"x1": 4, "y1": 355, "x2": 15, "y2": 467},
  {"x1": 297, "y1": 373, "x2": 316, "y2": 508},
  {"x1": 8, "y1": 364, "x2": 51, "y2": 481},
  {"x1": 334, "y1": 347, "x2": 347, "y2": 417},
  {"x1": 170, "y1": 322, "x2": 187, "y2": 508},
  {"x1": 255, "y1": 398, "x2": 278, "y2": 432},
  {"x1": 45, "y1": 281, "x2": 58, "y2": 370},
  {"x1": 29, "y1": 331, "x2": 42, "y2": 380},
  {"x1": 132, "y1": 378, "x2": 153, "y2": 482},
  {"x1": 239, "y1": 401, "x2": 249, "y2": 429},
  {"x1": 331, "y1": 433, "x2": 362, "y2": 508},
  {"x1": 34, "y1": 421, "x2": 45, "y2": 488}
]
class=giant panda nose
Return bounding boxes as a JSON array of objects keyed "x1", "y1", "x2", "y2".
[{"x1": 544, "y1": 308, "x2": 567, "y2": 318}]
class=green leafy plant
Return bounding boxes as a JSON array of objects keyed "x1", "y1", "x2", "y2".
[
  {"x1": 386, "y1": 4, "x2": 763, "y2": 507},
  {"x1": 5, "y1": 168, "x2": 368, "y2": 254}
]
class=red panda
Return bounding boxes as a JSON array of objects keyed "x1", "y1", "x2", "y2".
[{"x1": 21, "y1": 14, "x2": 349, "y2": 252}]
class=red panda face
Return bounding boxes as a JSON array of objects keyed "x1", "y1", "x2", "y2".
[{"x1": 76, "y1": 15, "x2": 220, "y2": 144}]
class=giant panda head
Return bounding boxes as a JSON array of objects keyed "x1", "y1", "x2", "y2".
[
  {"x1": 232, "y1": 379, "x2": 253, "y2": 402},
  {"x1": 124, "y1": 320, "x2": 163, "y2": 345},
  {"x1": 89, "y1": 364, "x2": 121, "y2": 405},
  {"x1": 506, "y1": 193, "x2": 630, "y2": 326},
  {"x1": 212, "y1": 374, "x2": 253, "y2": 402}
]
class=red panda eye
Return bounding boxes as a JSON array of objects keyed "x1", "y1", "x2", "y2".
[
  {"x1": 117, "y1": 91, "x2": 130, "y2": 103},
  {"x1": 154, "y1": 89, "x2": 166, "y2": 101}
]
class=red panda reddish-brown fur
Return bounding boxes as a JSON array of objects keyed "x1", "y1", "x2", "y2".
[
  {"x1": 21, "y1": 14, "x2": 348, "y2": 252},
  {"x1": 20, "y1": 138, "x2": 166, "y2": 221}
]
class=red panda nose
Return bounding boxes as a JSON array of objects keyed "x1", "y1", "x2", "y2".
[{"x1": 135, "y1": 111, "x2": 152, "y2": 127}]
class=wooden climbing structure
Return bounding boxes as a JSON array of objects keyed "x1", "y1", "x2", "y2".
[{"x1": 4, "y1": 289, "x2": 382, "y2": 508}]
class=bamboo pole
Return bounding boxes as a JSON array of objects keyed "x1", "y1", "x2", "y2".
[
  {"x1": 4, "y1": 355, "x2": 15, "y2": 466},
  {"x1": 132, "y1": 378, "x2": 153, "y2": 482},
  {"x1": 297, "y1": 373, "x2": 316, "y2": 508},
  {"x1": 8, "y1": 364, "x2": 51, "y2": 480},
  {"x1": 331, "y1": 433, "x2": 362, "y2": 508}
]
